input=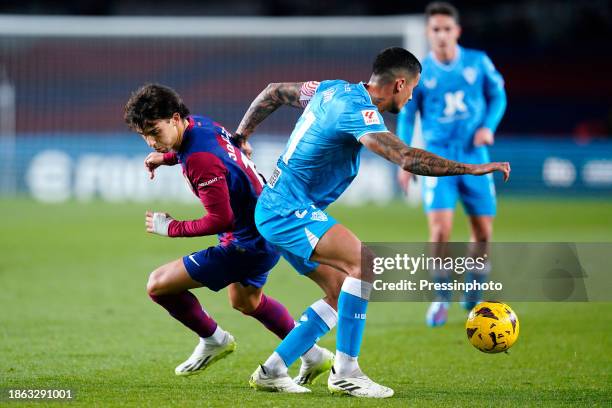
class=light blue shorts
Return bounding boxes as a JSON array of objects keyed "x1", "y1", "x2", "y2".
[
  {"x1": 255, "y1": 201, "x2": 338, "y2": 275},
  {"x1": 422, "y1": 144, "x2": 496, "y2": 216}
]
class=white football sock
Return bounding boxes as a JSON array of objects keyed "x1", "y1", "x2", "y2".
[
  {"x1": 263, "y1": 351, "x2": 288, "y2": 377},
  {"x1": 334, "y1": 350, "x2": 359, "y2": 377},
  {"x1": 202, "y1": 326, "x2": 228, "y2": 346}
]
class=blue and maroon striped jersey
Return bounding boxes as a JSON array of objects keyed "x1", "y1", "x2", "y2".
[{"x1": 167, "y1": 115, "x2": 267, "y2": 248}]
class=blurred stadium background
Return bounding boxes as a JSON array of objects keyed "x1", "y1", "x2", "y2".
[
  {"x1": 1, "y1": 1, "x2": 611, "y2": 406},
  {"x1": 0, "y1": 0, "x2": 611, "y2": 203}
]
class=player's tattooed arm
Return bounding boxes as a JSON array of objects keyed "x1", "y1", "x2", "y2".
[
  {"x1": 361, "y1": 131, "x2": 510, "y2": 181},
  {"x1": 235, "y1": 82, "x2": 305, "y2": 139}
]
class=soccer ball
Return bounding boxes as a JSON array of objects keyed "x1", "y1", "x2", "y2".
[{"x1": 465, "y1": 301, "x2": 519, "y2": 353}]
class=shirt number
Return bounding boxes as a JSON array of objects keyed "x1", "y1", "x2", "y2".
[{"x1": 283, "y1": 110, "x2": 316, "y2": 164}]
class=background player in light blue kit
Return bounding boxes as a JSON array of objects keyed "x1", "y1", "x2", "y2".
[
  {"x1": 397, "y1": 2, "x2": 507, "y2": 327},
  {"x1": 234, "y1": 47, "x2": 510, "y2": 398}
]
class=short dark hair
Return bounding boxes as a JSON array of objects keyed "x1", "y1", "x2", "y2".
[
  {"x1": 124, "y1": 83, "x2": 190, "y2": 133},
  {"x1": 425, "y1": 2, "x2": 460, "y2": 23},
  {"x1": 372, "y1": 47, "x2": 422, "y2": 84}
]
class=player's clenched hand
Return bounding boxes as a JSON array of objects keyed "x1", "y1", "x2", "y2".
[
  {"x1": 473, "y1": 128, "x2": 494, "y2": 146},
  {"x1": 471, "y1": 162, "x2": 511, "y2": 182},
  {"x1": 145, "y1": 210, "x2": 174, "y2": 236},
  {"x1": 144, "y1": 152, "x2": 165, "y2": 180},
  {"x1": 397, "y1": 168, "x2": 413, "y2": 194}
]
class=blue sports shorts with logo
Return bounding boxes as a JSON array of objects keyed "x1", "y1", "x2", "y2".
[
  {"x1": 255, "y1": 201, "x2": 337, "y2": 275},
  {"x1": 421, "y1": 143, "x2": 496, "y2": 216},
  {"x1": 182, "y1": 241, "x2": 280, "y2": 292}
]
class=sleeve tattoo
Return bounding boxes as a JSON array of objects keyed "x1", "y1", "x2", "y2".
[
  {"x1": 235, "y1": 82, "x2": 302, "y2": 137},
  {"x1": 236, "y1": 82, "x2": 314, "y2": 138},
  {"x1": 361, "y1": 131, "x2": 474, "y2": 176}
]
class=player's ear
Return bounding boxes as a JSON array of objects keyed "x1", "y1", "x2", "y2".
[
  {"x1": 171, "y1": 112, "x2": 181, "y2": 125},
  {"x1": 396, "y1": 78, "x2": 406, "y2": 93}
]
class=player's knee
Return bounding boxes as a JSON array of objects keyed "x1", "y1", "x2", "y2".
[
  {"x1": 235, "y1": 302, "x2": 258, "y2": 315},
  {"x1": 230, "y1": 293, "x2": 259, "y2": 314},
  {"x1": 146, "y1": 269, "x2": 168, "y2": 297},
  {"x1": 430, "y1": 225, "x2": 451, "y2": 242},
  {"x1": 230, "y1": 297, "x2": 248, "y2": 313}
]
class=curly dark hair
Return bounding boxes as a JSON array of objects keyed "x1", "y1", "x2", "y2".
[{"x1": 124, "y1": 83, "x2": 190, "y2": 133}]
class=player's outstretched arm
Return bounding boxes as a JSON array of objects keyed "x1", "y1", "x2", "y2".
[
  {"x1": 235, "y1": 82, "x2": 307, "y2": 139},
  {"x1": 361, "y1": 131, "x2": 510, "y2": 181}
]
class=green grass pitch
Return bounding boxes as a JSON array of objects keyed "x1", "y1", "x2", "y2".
[{"x1": 1, "y1": 197, "x2": 611, "y2": 407}]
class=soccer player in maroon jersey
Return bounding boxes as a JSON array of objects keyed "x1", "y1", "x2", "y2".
[{"x1": 123, "y1": 84, "x2": 334, "y2": 383}]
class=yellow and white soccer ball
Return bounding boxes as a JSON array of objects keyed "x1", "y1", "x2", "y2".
[{"x1": 465, "y1": 301, "x2": 519, "y2": 353}]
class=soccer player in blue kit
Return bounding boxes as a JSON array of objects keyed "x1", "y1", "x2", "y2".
[
  {"x1": 234, "y1": 47, "x2": 510, "y2": 397},
  {"x1": 397, "y1": 2, "x2": 507, "y2": 327}
]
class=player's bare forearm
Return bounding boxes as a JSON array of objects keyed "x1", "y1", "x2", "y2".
[
  {"x1": 235, "y1": 82, "x2": 304, "y2": 138},
  {"x1": 361, "y1": 131, "x2": 510, "y2": 180}
]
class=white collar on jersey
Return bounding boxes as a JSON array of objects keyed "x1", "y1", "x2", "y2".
[{"x1": 429, "y1": 45, "x2": 462, "y2": 71}]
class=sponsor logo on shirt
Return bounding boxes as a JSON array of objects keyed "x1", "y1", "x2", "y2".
[
  {"x1": 198, "y1": 176, "x2": 223, "y2": 188},
  {"x1": 295, "y1": 209, "x2": 308, "y2": 219},
  {"x1": 268, "y1": 166, "x2": 282, "y2": 188},
  {"x1": 443, "y1": 91, "x2": 468, "y2": 117},
  {"x1": 361, "y1": 110, "x2": 380, "y2": 125}
]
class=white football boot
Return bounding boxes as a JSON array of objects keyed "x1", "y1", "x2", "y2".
[
  {"x1": 293, "y1": 347, "x2": 335, "y2": 385},
  {"x1": 327, "y1": 366, "x2": 394, "y2": 398},
  {"x1": 175, "y1": 334, "x2": 236, "y2": 376},
  {"x1": 249, "y1": 365, "x2": 311, "y2": 393}
]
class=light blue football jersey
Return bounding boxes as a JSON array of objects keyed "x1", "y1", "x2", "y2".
[
  {"x1": 397, "y1": 46, "x2": 506, "y2": 147},
  {"x1": 260, "y1": 80, "x2": 388, "y2": 214}
]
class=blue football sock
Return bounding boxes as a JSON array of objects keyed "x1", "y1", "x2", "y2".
[
  {"x1": 336, "y1": 277, "x2": 372, "y2": 357},
  {"x1": 275, "y1": 299, "x2": 337, "y2": 367}
]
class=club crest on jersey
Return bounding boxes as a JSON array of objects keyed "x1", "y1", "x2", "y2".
[
  {"x1": 310, "y1": 210, "x2": 328, "y2": 222},
  {"x1": 423, "y1": 78, "x2": 437, "y2": 89},
  {"x1": 463, "y1": 67, "x2": 477, "y2": 85},
  {"x1": 361, "y1": 110, "x2": 380, "y2": 125}
]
